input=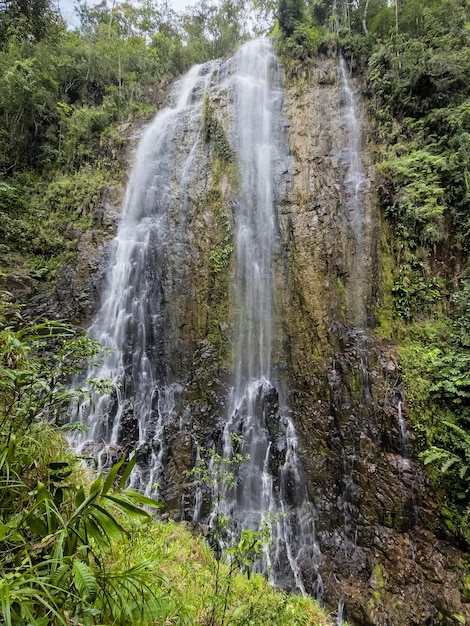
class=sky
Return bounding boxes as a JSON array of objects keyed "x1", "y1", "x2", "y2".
[{"x1": 58, "y1": 0, "x2": 192, "y2": 27}]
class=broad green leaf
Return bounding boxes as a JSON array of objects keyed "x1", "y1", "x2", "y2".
[
  {"x1": 103, "y1": 455, "x2": 126, "y2": 495},
  {"x1": 122, "y1": 488, "x2": 163, "y2": 509},
  {"x1": 117, "y1": 453, "x2": 137, "y2": 491},
  {"x1": 75, "y1": 485, "x2": 86, "y2": 508},
  {"x1": 25, "y1": 515, "x2": 49, "y2": 537},
  {"x1": 36, "y1": 482, "x2": 54, "y2": 503},
  {"x1": 421, "y1": 448, "x2": 447, "y2": 465},
  {"x1": 104, "y1": 493, "x2": 150, "y2": 518},
  {"x1": 231, "y1": 603, "x2": 249, "y2": 618},
  {"x1": 89, "y1": 475, "x2": 103, "y2": 498},
  {"x1": 0, "y1": 581, "x2": 12, "y2": 626},
  {"x1": 83, "y1": 515, "x2": 111, "y2": 550},
  {"x1": 89, "y1": 505, "x2": 127, "y2": 542}
]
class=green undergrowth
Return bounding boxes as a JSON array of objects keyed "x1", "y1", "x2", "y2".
[
  {"x1": 201, "y1": 117, "x2": 237, "y2": 356},
  {"x1": 376, "y1": 280, "x2": 470, "y2": 545},
  {"x1": 113, "y1": 518, "x2": 333, "y2": 626},
  {"x1": 0, "y1": 166, "x2": 113, "y2": 280},
  {"x1": 0, "y1": 310, "x2": 331, "y2": 626}
]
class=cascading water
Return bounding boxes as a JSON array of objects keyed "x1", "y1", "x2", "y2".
[
  {"x1": 339, "y1": 56, "x2": 368, "y2": 328},
  {"x1": 73, "y1": 61, "x2": 218, "y2": 496},
  {"x1": 397, "y1": 400, "x2": 410, "y2": 460},
  {"x1": 336, "y1": 597, "x2": 345, "y2": 625},
  {"x1": 73, "y1": 38, "x2": 320, "y2": 597},
  {"x1": 212, "y1": 39, "x2": 322, "y2": 597}
]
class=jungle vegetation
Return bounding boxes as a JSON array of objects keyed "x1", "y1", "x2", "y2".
[
  {"x1": 273, "y1": 0, "x2": 470, "y2": 548},
  {"x1": 2, "y1": 0, "x2": 470, "y2": 620}
]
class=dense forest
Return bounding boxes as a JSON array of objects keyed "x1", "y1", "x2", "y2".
[{"x1": 2, "y1": 0, "x2": 470, "y2": 622}]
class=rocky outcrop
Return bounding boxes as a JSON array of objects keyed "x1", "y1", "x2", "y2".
[
  {"x1": 277, "y1": 53, "x2": 469, "y2": 625},
  {"x1": 44, "y1": 47, "x2": 469, "y2": 625},
  {"x1": 54, "y1": 184, "x2": 122, "y2": 324},
  {"x1": 291, "y1": 325, "x2": 469, "y2": 625}
]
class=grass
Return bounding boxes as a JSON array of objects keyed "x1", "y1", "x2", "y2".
[{"x1": 113, "y1": 518, "x2": 334, "y2": 626}]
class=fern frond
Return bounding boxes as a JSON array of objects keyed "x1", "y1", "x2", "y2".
[
  {"x1": 73, "y1": 559, "x2": 98, "y2": 603},
  {"x1": 421, "y1": 447, "x2": 448, "y2": 465}
]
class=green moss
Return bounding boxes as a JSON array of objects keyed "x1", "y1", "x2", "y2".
[
  {"x1": 372, "y1": 563, "x2": 386, "y2": 588},
  {"x1": 196, "y1": 150, "x2": 237, "y2": 357},
  {"x1": 202, "y1": 96, "x2": 235, "y2": 165},
  {"x1": 374, "y1": 233, "x2": 400, "y2": 339}
]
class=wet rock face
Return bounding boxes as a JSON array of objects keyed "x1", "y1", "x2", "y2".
[
  {"x1": 278, "y1": 56, "x2": 468, "y2": 624},
  {"x1": 37, "y1": 49, "x2": 468, "y2": 625},
  {"x1": 300, "y1": 328, "x2": 467, "y2": 626}
]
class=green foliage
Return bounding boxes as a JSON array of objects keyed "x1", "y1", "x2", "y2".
[
  {"x1": 203, "y1": 96, "x2": 235, "y2": 164},
  {"x1": 0, "y1": 318, "x2": 167, "y2": 625},
  {"x1": 0, "y1": 0, "x2": 62, "y2": 44},
  {"x1": 391, "y1": 266, "x2": 446, "y2": 321},
  {"x1": 187, "y1": 446, "x2": 322, "y2": 626},
  {"x1": 378, "y1": 150, "x2": 447, "y2": 244},
  {"x1": 279, "y1": 22, "x2": 332, "y2": 60},
  {"x1": 278, "y1": 0, "x2": 304, "y2": 37},
  {"x1": 398, "y1": 322, "x2": 470, "y2": 545},
  {"x1": 181, "y1": 0, "x2": 251, "y2": 62},
  {"x1": 119, "y1": 519, "x2": 332, "y2": 626},
  {"x1": 452, "y1": 276, "x2": 470, "y2": 347},
  {"x1": 0, "y1": 166, "x2": 108, "y2": 279}
]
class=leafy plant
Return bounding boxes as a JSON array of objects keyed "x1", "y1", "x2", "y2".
[
  {"x1": 0, "y1": 318, "x2": 166, "y2": 625},
  {"x1": 188, "y1": 445, "x2": 277, "y2": 626}
]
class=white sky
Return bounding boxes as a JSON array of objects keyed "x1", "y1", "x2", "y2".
[{"x1": 58, "y1": 0, "x2": 192, "y2": 27}]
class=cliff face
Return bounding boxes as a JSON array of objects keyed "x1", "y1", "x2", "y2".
[
  {"x1": 277, "y1": 54, "x2": 467, "y2": 626},
  {"x1": 53, "y1": 47, "x2": 469, "y2": 625}
]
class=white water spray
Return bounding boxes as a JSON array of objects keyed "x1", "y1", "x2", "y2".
[
  {"x1": 339, "y1": 56, "x2": 367, "y2": 327},
  {"x1": 72, "y1": 62, "x2": 217, "y2": 495},
  {"x1": 214, "y1": 39, "x2": 322, "y2": 597}
]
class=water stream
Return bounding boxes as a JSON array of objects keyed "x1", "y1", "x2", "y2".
[
  {"x1": 209, "y1": 39, "x2": 322, "y2": 597},
  {"x1": 398, "y1": 400, "x2": 410, "y2": 460},
  {"x1": 339, "y1": 56, "x2": 367, "y2": 328},
  {"x1": 73, "y1": 60, "x2": 217, "y2": 497},
  {"x1": 73, "y1": 39, "x2": 321, "y2": 596}
]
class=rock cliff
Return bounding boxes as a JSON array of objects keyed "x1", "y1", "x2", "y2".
[{"x1": 51, "y1": 46, "x2": 469, "y2": 625}]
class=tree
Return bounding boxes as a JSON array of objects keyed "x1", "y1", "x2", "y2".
[
  {"x1": 278, "y1": 0, "x2": 304, "y2": 37},
  {"x1": 0, "y1": 0, "x2": 62, "y2": 43}
]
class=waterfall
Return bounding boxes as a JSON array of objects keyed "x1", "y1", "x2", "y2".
[
  {"x1": 336, "y1": 597, "x2": 345, "y2": 625},
  {"x1": 213, "y1": 39, "x2": 322, "y2": 597},
  {"x1": 73, "y1": 60, "x2": 218, "y2": 495},
  {"x1": 339, "y1": 56, "x2": 368, "y2": 328},
  {"x1": 397, "y1": 400, "x2": 410, "y2": 460},
  {"x1": 73, "y1": 39, "x2": 320, "y2": 596}
]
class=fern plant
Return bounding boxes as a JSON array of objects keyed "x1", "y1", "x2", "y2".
[{"x1": 421, "y1": 421, "x2": 470, "y2": 479}]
